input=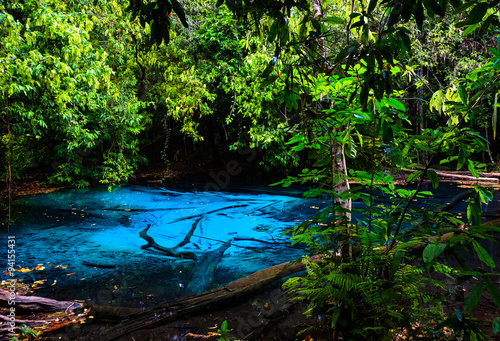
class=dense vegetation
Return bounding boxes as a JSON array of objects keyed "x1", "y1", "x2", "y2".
[{"x1": 2, "y1": 0, "x2": 500, "y2": 339}]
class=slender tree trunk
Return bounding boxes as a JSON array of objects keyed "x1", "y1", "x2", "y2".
[
  {"x1": 416, "y1": 66, "x2": 427, "y2": 164},
  {"x1": 312, "y1": 0, "x2": 352, "y2": 220},
  {"x1": 312, "y1": 0, "x2": 328, "y2": 74},
  {"x1": 330, "y1": 134, "x2": 351, "y2": 220},
  {"x1": 485, "y1": 128, "x2": 495, "y2": 164}
]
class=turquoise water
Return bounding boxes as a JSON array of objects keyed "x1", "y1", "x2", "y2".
[
  {"x1": 0, "y1": 185, "x2": 323, "y2": 306},
  {"x1": 0, "y1": 182, "x2": 484, "y2": 307}
]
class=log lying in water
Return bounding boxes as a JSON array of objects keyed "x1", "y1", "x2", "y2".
[{"x1": 100, "y1": 255, "x2": 324, "y2": 341}]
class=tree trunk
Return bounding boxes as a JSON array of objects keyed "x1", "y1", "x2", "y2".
[{"x1": 312, "y1": 0, "x2": 328, "y2": 73}]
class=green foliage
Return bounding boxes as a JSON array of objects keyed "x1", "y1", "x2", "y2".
[
  {"x1": 217, "y1": 320, "x2": 234, "y2": 341},
  {"x1": 9, "y1": 324, "x2": 41, "y2": 341},
  {"x1": 0, "y1": 0, "x2": 148, "y2": 185}
]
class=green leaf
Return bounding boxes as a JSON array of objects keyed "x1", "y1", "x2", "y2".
[
  {"x1": 368, "y1": 0, "x2": 378, "y2": 14},
  {"x1": 346, "y1": 135, "x2": 357, "y2": 158},
  {"x1": 472, "y1": 240, "x2": 495, "y2": 268},
  {"x1": 452, "y1": 1, "x2": 476, "y2": 15},
  {"x1": 479, "y1": 13, "x2": 496, "y2": 35},
  {"x1": 427, "y1": 169, "x2": 439, "y2": 189},
  {"x1": 261, "y1": 60, "x2": 275, "y2": 78},
  {"x1": 493, "y1": 317, "x2": 500, "y2": 334},
  {"x1": 221, "y1": 320, "x2": 228, "y2": 331},
  {"x1": 468, "y1": 159, "x2": 478, "y2": 178},
  {"x1": 422, "y1": 0, "x2": 446, "y2": 16},
  {"x1": 381, "y1": 121, "x2": 394, "y2": 144},
  {"x1": 463, "y1": 23, "x2": 479, "y2": 35},
  {"x1": 486, "y1": 281, "x2": 500, "y2": 308},
  {"x1": 268, "y1": 19, "x2": 279, "y2": 44},
  {"x1": 407, "y1": 170, "x2": 424, "y2": 184},
  {"x1": 423, "y1": 243, "x2": 446, "y2": 265},
  {"x1": 397, "y1": 31, "x2": 411, "y2": 56},
  {"x1": 171, "y1": 0, "x2": 188, "y2": 28},
  {"x1": 468, "y1": 3, "x2": 488, "y2": 24},
  {"x1": 389, "y1": 251, "x2": 405, "y2": 278},
  {"x1": 457, "y1": 146, "x2": 466, "y2": 170},
  {"x1": 464, "y1": 281, "x2": 484, "y2": 312},
  {"x1": 458, "y1": 85, "x2": 468, "y2": 105},
  {"x1": 323, "y1": 17, "x2": 343, "y2": 25},
  {"x1": 260, "y1": 75, "x2": 278, "y2": 89},
  {"x1": 387, "y1": 98, "x2": 406, "y2": 111}
]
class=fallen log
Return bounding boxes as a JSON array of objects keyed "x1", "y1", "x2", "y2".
[
  {"x1": 100, "y1": 255, "x2": 324, "y2": 341},
  {"x1": 0, "y1": 289, "x2": 83, "y2": 339},
  {"x1": 0, "y1": 289, "x2": 80, "y2": 314},
  {"x1": 404, "y1": 168, "x2": 499, "y2": 182}
]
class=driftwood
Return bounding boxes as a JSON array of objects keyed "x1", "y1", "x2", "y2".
[
  {"x1": 0, "y1": 289, "x2": 80, "y2": 314},
  {"x1": 100, "y1": 255, "x2": 324, "y2": 341},
  {"x1": 0, "y1": 289, "x2": 82, "y2": 337},
  {"x1": 139, "y1": 215, "x2": 205, "y2": 260},
  {"x1": 140, "y1": 214, "x2": 233, "y2": 293}
]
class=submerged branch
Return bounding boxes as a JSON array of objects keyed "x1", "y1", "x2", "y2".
[{"x1": 139, "y1": 224, "x2": 198, "y2": 260}]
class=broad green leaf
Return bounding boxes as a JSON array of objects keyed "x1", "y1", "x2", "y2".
[
  {"x1": 260, "y1": 76, "x2": 278, "y2": 89},
  {"x1": 493, "y1": 317, "x2": 500, "y2": 334},
  {"x1": 422, "y1": 0, "x2": 445, "y2": 16},
  {"x1": 387, "y1": 98, "x2": 406, "y2": 111},
  {"x1": 171, "y1": 0, "x2": 188, "y2": 28},
  {"x1": 346, "y1": 135, "x2": 357, "y2": 158},
  {"x1": 423, "y1": 243, "x2": 446, "y2": 265},
  {"x1": 452, "y1": 1, "x2": 476, "y2": 15},
  {"x1": 486, "y1": 281, "x2": 500, "y2": 308},
  {"x1": 464, "y1": 281, "x2": 484, "y2": 312},
  {"x1": 472, "y1": 240, "x2": 495, "y2": 268},
  {"x1": 261, "y1": 60, "x2": 275, "y2": 78},
  {"x1": 268, "y1": 19, "x2": 279, "y2": 43},
  {"x1": 368, "y1": 0, "x2": 378, "y2": 14},
  {"x1": 457, "y1": 146, "x2": 466, "y2": 170},
  {"x1": 389, "y1": 251, "x2": 405, "y2": 278},
  {"x1": 463, "y1": 23, "x2": 479, "y2": 35},
  {"x1": 427, "y1": 169, "x2": 439, "y2": 189},
  {"x1": 407, "y1": 170, "x2": 424, "y2": 184},
  {"x1": 468, "y1": 3, "x2": 488, "y2": 24},
  {"x1": 381, "y1": 121, "x2": 394, "y2": 143},
  {"x1": 323, "y1": 17, "x2": 343, "y2": 25},
  {"x1": 468, "y1": 159, "x2": 478, "y2": 178},
  {"x1": 458, "y1": 85, "x2": 468, "y2": 105}
]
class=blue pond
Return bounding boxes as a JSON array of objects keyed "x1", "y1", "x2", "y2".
[
  {"x1": 1, "y1": 185, "x2": 325, "y2": 306},
  {"x1": 0, "y1": 182, "x2": 486, "y2": 307}
]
